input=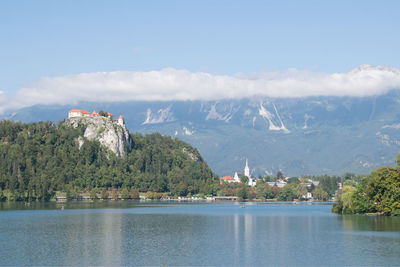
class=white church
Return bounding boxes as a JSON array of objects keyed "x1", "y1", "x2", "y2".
[{"x1": 220, "y1": 159, "x2": 257, "y2": 187}]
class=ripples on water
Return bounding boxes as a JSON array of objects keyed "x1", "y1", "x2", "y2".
[{"x1": 0, "y1": 201, "x2": 399, "y2": 266}]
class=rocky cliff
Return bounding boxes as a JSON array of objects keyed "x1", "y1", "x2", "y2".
[{"x1": 66, "y1": 116, "x2": 132, "y2": 157}]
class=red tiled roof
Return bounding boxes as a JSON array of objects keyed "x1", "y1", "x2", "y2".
[
  {"x1": 119, "y1": 115, "x2": 123, "y2": 119},
  {"x1": 69, "y1": 109, "x2": 90, "y2": 114},
  {"x1": 220, "y1": 176, "x2": 234, "y2": 180}
]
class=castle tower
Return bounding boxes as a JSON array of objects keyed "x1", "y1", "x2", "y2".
[
  {"x1": 244, "y1": 158, "x2": 250, "y2": 178},
  {"x1": 118, "y1": 115, "x2": 125, "y2": 126}
]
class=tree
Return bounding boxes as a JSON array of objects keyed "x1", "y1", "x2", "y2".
[
  {"x1": 255, "y1": 183, "x2": 274, "y2": 200},
  {"x1": 343, "y1": 185, "x2": 357, "y2": 213},
  {"x1": 313, "y1": 187, "x2": 328, "y2": 201},
  {"x1": 272, "y1": 185, "x2": 280, "y2": 199},
  {"x1": 256, "y1": 184, "x2": 266, "y2": 199},
  {"x1": 395, "y1": 152, "x2": 400, "y2": 167},
  {"x1": 366, "y1": 167, "x2": 400, "y2": 215},
  {"x1": 129, "y1": 188, "x2": 140, "y2": 199},
  {"x1": 277, "y1": 184, "x2": 296, "y2": 201},
  {"x1": 265, "y1": 187, "x2": 274, "y2": 199},
  {"x1": 237, "y1": 185, "x2": 248, "y2": 200},
  {"x1": 276, "y1": 171, "x2": 284, "y2": 180},
  {"x1": 145, "y1": 191, "x2": 154, "y2": 199},
  {"x1": 111, "y1": 188, "x2": 119, "y2": 200},
  {"x1": 90, "y1": 188, "x2": 97, "y2": 200},
  {"x1": 240, "y1": 175, "x2": 249, "y2": 185},
  {"x1": 120, "y1": 187, "x2": 129, "y2": 199},
  {"x1": 333, "y1": 164, "x2": 400, "y2": 215},
  {"x1": 316, "y1": 175, "x2": 340, "y2": 196},
  {"x1": 351, "y1": 185, "x2": 370, "y2": 214},
  {"x1": 100, "y1": 188, "x2": 109, "y2": 199},
  {"x1": 296, "y1": 184, "x2": 307, "y2": 200}
]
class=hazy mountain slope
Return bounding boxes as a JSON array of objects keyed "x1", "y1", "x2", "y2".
[{"x1": 3, "y1": 91, "x2": 400, "y2": 176}]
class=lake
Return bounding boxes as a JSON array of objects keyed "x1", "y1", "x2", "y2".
[{"x1": 0, "y1": 201, "x2": 399, "y2": 266}]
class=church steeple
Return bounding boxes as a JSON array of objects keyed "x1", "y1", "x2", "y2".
[{"x1": 244, "y1": 158, "x2": 250, "y2": 178}]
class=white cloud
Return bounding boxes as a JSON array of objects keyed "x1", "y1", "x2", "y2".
[{"x1": 2, "y1": 64, "x2": 400, "y2": 113}]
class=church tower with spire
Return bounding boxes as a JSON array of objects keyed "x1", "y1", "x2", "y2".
[{"x1": 244, "y1": 158, "x2": 250, "y2": 178}]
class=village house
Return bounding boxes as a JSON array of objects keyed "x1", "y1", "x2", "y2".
[
  {"x1": 267, "y1": 178, "x2": 287, "y2": 188},
  {"x1": 219, "y1": 176, "x2": 236, "y2": 184}
]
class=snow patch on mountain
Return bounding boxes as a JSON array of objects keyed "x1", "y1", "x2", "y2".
[
  {"x1": 376, "y1": 131, "x2": 400, "y2": 146},
  {"x1": 382, "y1": 124, "x2": 400, "y2": 129},
  {"x1": 183, "y1": 126, "x2": 194, "y2": 136},
  {"x1": 174, "y1": 126, "x2": 195, "y2": 136},
  {"x1": 359, "y1": 160, "x2": 373, "y2": 168},
  {"x1": 273, "y1": 104, "x2": 289, "y2": 133},
  {"x1": 205, "y1": 102, "x2": 238, "y2": 122},
  {"x1": 259, "y1": 104, "x2": 279, "y2": 130},
  {"x1": 259, "y1": 103, "x2": 289, "y2": 133},
  {"x1": 143, "y1": 106, "x2": 175, "y2": 124}
]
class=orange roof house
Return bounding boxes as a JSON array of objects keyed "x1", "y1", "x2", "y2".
[{"x1": 219, "y1": 176, "x2": 236, "y2": 184}]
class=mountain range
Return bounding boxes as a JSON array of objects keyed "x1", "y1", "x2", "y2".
[{"x1": 3, "y1": 91, "x2": 400, "y2": 177}]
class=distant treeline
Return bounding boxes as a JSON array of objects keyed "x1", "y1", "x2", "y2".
[{"x1": 0, "y1": 120, "x2": 218, "y2": 201}]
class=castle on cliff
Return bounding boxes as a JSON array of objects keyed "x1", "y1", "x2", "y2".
[{"x1": 68, "y1": 109, "x2": 125, "y2": 127}]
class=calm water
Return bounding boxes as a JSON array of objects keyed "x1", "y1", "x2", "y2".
[{"x1": 0, "y1": 201, "x2": 400, "y2": 266}]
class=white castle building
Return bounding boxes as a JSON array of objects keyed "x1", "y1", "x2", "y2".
[{"x1": 68, "y1": 109, "x2": 125, "y2": 127}]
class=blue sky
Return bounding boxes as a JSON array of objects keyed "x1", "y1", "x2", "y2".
[{"x1": 0, "y1": 0, "x2": 400, "y2": 110}]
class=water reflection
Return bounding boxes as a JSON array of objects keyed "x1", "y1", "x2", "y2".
[
  {"x1": 338, "y1": 215, "x2": 400, "y2": 265},
  {"x1": 101, "y1": 212, "x2": 122, "y2": 266},
  {"x1": 1, "y1": 202, "x2": 400, "y2": 266},
  {"x1": 340, "y1": 214, "x2": 400, "y2": 232}
]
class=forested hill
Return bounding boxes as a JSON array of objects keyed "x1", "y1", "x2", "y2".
[{"x1": 0, "y1": 120, "x2": 218, "y2": 201}]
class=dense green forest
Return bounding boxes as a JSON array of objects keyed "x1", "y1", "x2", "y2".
[
  {"x1": 0, "y1": 120, "x2": 218, "y2": 201},
  {"x1": 333, "y1": 158, "x2": 400, "y2": 216}
]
